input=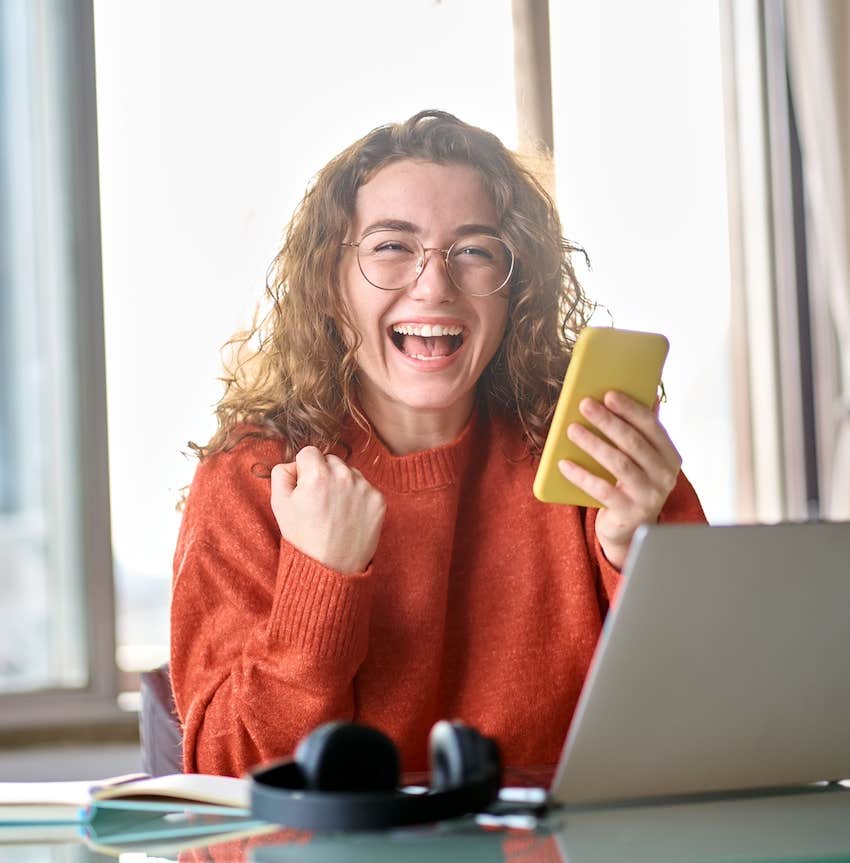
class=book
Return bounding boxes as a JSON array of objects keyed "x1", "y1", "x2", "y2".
[
  {"x1": 0, "y1": 812, "x2": 276, "y2": 855},
  {"x1": 82, "y1": 809, "x2": 277, "y2": 857},
  {"x1": 0, "y1": 822, "x2": 82, "y2": 845},
  {"x1": 0, "y1": 773, "x2": 250, "y2": 825}
]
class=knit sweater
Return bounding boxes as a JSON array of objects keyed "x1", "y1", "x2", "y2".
[{"x1": 171, "y1": 407, "x2": 706, "y2": 777}]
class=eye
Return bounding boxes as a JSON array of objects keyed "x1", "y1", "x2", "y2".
[
  {"x1": 452, "y1": 244, "x2": 495, "y2": 261},
  {"x1": 361, "y1": 230, "x2": 419, "y2": 258},
  {"x1": 373, "y1": 241, "x2": 414, "y2": 254}
]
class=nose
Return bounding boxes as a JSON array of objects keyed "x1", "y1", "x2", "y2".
[{"x1": 408, "y1": 248, "x2": 456, "y2": 303}]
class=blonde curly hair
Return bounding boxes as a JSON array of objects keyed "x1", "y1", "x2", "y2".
[{"x1": 191, "y1": 109, "x2": 593, "y2": 462}]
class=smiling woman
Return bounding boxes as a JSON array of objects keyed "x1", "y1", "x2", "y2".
[
  {"x1": 170, "y1": 111, "x2": 706, "y2": 778},
  {"x1": 337, "y1": 160, "x2": 511, "y2": 451}
]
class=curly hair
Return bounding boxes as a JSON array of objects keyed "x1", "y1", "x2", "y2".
[{"x1": 191, "y1": 109, "x2": 594, "y2": 462}]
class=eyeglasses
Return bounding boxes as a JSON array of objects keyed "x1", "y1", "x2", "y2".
[{"x1": 341, "y1": 229, "x2": 515, "y2": 297}]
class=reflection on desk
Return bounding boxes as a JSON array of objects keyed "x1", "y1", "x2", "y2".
[
  {"x1": 2, "y1": 785, "x2": 850, "y2": 863},
  {"x1": 556, "y1": 786, "x2": 850, "y2": 863},
  {"x1": 250, "y1": 821, "x2": 557, "y2": 863}
]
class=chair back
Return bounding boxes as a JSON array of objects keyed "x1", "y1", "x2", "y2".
[{"x1": 139, "y1": 662, "x2": 184, "y2": 775}]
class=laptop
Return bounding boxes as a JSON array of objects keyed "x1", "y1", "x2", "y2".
[{"x1": 549, "y1": 520, "x2": 850, "y2": 806}]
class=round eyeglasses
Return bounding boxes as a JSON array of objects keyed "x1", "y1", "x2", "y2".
[{"x1": 341, "y1": 229, "x2": 515, "y2": 297}]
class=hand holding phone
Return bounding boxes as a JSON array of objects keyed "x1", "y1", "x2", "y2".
[{"x1": 533, "y1": 327, "x2": 670, "y2": 508}]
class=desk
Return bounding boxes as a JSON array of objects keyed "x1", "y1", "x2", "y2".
[{"x1": 3, "y1": 786, "x2": 850, "y2": 863}]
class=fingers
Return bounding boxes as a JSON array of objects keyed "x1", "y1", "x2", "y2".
[
  {"x1": 559, "y1": 390, "x2": 682, "y2": 514},
  {"x1": 271, "y1": 461, "x2": 298, "y2": 498},
  {"x1": 325, "y1": 454, "x2": 365, "y2": 480},
  {"x1": 558, "y1": 458, "x2": 633, "y2": 510},
  {"x1": 294, "y1": 445, "x2": 329, "y2": 476},
  {"x1": 293, "y1": 448, "x2": 365, "y2": 486},
  {"x1": 570, "y1": 393, "x2": 680, "y2": 482},
  {"x1": 608, "y1": 390, "x2": 680, "y2": 464},
  {"x1": 559, "y1": 390, "x2": 684, "y2": 570},
  {"x1": 566, "y1": 421, "x2": 646, "y2": 495},
  {"x1": 272, "y1": 449, "x2": 357, "y2": 502},
  {"x1": 271, "y1": 446, "x2": 386, "y2": 573},
  {"x1": 592, "y1": 392, "x2": 680, "y2": 470}
]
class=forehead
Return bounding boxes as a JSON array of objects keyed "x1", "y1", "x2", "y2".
[{"x1": 351, "y1": 159, "x2": 498, "y2": 236}]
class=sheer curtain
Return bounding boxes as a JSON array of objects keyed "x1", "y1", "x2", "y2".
[{"x1": 785, "y1": 0, "x2": 850, "y2": 518}]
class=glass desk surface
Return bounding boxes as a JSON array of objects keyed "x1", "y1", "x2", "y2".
[{"x1": 2, "y1": 785, "x2": 850, "y2": 863}]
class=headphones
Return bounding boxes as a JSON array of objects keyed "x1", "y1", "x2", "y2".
[{"x1": 250, "y1": 720, "x2": 502, "y2": 831}]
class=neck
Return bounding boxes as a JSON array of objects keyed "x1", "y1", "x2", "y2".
[{"x1": 358, "y1": 391, "x2": 477, "y2": 455}]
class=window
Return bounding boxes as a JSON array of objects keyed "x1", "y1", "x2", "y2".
[
  {"x1": 92, "y1": 0, "x2": 518, "y2": 683},
  {"x1": 550, "y1": 0, "x2": 736, "y2": 522},
  {"x1": 0, "y1": 0, "x2": 118, "y2": 722},
  {"x1": 4, "y1": 2, "x2": 747, "y2": 716}
]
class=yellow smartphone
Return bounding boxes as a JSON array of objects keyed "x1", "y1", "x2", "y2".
[{"x1": 533, "y1": 327, "x2": 670, "y2": 507}]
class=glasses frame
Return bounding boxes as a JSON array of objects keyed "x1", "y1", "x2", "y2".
[{"x1": 341, "y1": 229, "x2": 516, "y2": 297}]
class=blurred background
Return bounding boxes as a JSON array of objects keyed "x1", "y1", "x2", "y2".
[{"x1": 1, "y1": 0, "x2": 847, "y2": 775}]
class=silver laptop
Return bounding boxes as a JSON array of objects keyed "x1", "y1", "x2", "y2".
[{"x1": 551, "y1": 521, "x2": 850, "y2": 806}]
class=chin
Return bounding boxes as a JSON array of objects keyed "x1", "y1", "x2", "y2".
[
  {"x1": 392, "y1": 385, "x2": 475, "y2": 414},
  {"x1": 358, "y1": 357, "x2": 482, "y2": 417}
]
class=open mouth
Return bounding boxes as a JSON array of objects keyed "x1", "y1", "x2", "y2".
[{"x1": 389, "y1": 323, "x2": 465, "y2": 361}]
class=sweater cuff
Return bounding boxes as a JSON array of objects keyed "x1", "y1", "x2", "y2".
[
  {"x1": 268, "y1": 540, "x2": 375, "y2": 662},
  {"x1": 593, "y1": 530, "x2": 623, "y2": 606}
]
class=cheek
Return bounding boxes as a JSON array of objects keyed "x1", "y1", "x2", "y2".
[
  {"x1": 339, "y1": 286, "x2": 390, "y2": 355},
  {"x1": 483, "y1": 303, "x2": 510, "y2": 352},
  {"x1": 338, "y1": 270, "x2": 369, "y2": 347}
]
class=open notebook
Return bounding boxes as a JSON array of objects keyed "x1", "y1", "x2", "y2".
[{"x1": 0, "y1": 772, "x2": 249, "y2": 824}]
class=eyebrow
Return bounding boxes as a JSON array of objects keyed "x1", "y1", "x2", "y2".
[{"x1": 359, "y1": 219, "x2": 502, "y2": 238}]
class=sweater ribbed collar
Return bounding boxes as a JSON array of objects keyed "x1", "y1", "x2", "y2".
[{"x1": 344, "y1": 406, "x2": 480, "y2": 493}]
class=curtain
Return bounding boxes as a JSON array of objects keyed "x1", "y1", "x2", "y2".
[{"x1": 784, "y1": 0, "x2": 850, "y2": 518}]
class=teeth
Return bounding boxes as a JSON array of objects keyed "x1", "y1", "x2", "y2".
[{"x1": 391, "y1": 323, "x2": 463, "y2": 337}]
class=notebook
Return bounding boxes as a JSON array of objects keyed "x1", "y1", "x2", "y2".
[
  {"x1": 549, "y1": 521, "x2": 850, "y2": 806},
  {"x1": 0, "y1": 772, "x2": 249, "y2": 824}
]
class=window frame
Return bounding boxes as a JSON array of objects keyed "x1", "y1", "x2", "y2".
[{"x1": 0, "y1": 0, "x2": 121, "y2": 729}]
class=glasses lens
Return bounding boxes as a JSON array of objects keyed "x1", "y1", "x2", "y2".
[
  {"x1": 447, "y1": 235, "x2": 514, "y2": 296},
  {"x1": 355, "y1": 229, "x2": 514, "y2": 295},
  {"x1": 357, "y1": 230, "x2": 419, "y2": 291}
]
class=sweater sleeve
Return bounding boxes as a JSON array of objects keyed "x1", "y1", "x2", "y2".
[
  {"x1": 170, "y1": 438, "x2": 375, "y2": 777},
  {"x1": 585, "y1": 469, "x2": 707, "y2": 611}
]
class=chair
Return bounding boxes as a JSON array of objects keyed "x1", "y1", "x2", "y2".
[{"x1": 139, "y1": 662, "x2": 184, "y2": 776}]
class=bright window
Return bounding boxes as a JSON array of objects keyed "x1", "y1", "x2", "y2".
[
  {"x1": 551, "y1": 0, "x2": 735, "y2": 522},
  {"x1": 93, "y1": 1, "x2": 736, "y2": 684},
  {"x1": 92, "y1": 0, "x2": 517, "y2": 678},
  {"x1": 1, "y1": 0, "x2": 115, "y2": 715}
]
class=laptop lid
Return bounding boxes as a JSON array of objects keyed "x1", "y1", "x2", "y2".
[{"x1": 551, "y1": 521, "x2": 850, "y2": 806}]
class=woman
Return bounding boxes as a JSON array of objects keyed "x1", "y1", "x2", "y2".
[{"x1": 171, "y1": 110, "x2": 705, "y2": 777}]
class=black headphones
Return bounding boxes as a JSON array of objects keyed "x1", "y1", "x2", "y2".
[{"x1": 249, "y1": 720, "x2": 502, "y2": 831}]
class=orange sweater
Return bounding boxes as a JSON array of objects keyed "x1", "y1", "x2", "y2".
[{"x1": 171, "y1": 408, "x2": 705, "y2": 777}]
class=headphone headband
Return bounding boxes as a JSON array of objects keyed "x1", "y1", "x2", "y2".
[{"x1": 251, "y1": 767, "x2": 500, "y2": 831}]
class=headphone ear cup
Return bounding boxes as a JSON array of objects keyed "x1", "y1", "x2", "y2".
[
  {"x1": 429, "y1": 720, "x2": 499, "y2": 791},
  {"x1": 295, "y1": 721, "x2": 401, "y2": 793}
]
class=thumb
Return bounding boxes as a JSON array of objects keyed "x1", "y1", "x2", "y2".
[{"x1": 271, "y1": 461, "x2": 298, "y2": 500}]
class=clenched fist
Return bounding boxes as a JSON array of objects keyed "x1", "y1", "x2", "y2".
[{"x1": 270, "y1": 447, "x2": 386, "y2": 574}]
